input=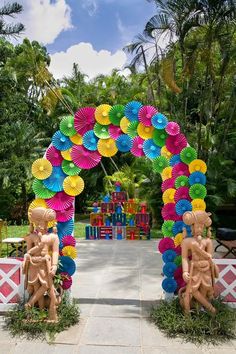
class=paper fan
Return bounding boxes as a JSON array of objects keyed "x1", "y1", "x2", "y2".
[
  {"x1": 162, "y1": 249, "x2": 177, "y2": 263},
  {"x1": 97, "y1": 138, "x2": 118, "y2": 157},
  {"x1": 153, "y1": 156, "x2": 169, "y2": 173},
  {"x1": 130, "y1": 136, "x2": 145, "y2": 157},
  {"x1": 174, "y1": 255, "x2": 182, "y2": 266},
  {"x1": 161, "y1": 177, "x2": 175, "y2": 192},
  {"x1": 57, "y1": 219, "x2": 74, "y2": 238},
  {"x1": 137, "y1": 123, "x2": 154, "y2": 140},
  {"x1": 127, "y1": 121, "x2": 138, "y2": 138},
  {"x1": 62, "y1": 160, "x2": 81, "y2": 176},
  {"x1": 95, "y1": 104, "x2": 112, "y2": 125},
  {"x1": 120, "y1": 117, "x2": 130, "y2": 133},
  {"x1": 116, "y1": 134, "x2": 132, "y2": 152},
  {"x1": 56, "y1": 205, "x2": 74, "y2": 222},
  {"x1": 63, "y1": 175, "x2": 84, "y2": 196},
  {"x1": 166, "y1": 134, "x2": 188, "y2": 154},
  {"x1": 43, "y1": 166, "x2": 66, "y2": 192},
  {"x1": 52, "y1": 131, "x2": 73, "y2": 151},
  {"x1": 174, "y1": 187, "x2": 190, "y2": 202},
  {"x1": 94, "y1": 123, "x2": 110, "y2": 139},
  {"x1": 108, "y1": 124, "x2": 122, "y2": 139},
  {"x1": 60, "y1": 115, "x2": 76, "y2": 137},
  {"x1": 174, "y1": 233, "x2": 183, "y2": 247},
  {"x1": 162, "y1": 278, "x2": 177, "y2": 293},
  {"x1": 170, "y1": 154, "x2": 181, "y2": 166},
  {"x1": 61, "y1": 148, "x2": 72, "y2": 161},
  {"x1": 163, "y1": 188, "x2": 176, "y2": 204},
  {"x1": 189, "y1": 184, "x2": 207, "y2": 199},
  {"x1": 82, "y1": 130, "x2": 98, "y2": 151},
  {"x1": 174, "y1": 266, "x2": 183, "y2": 279},
  {"x1": 175, "y1": 199, "x2": 192, "y2": 216},
  {"x1": 191, "y1": 198, "x2": 206, "y2": 211},
  {"x1": 62, "y1": 245, "x2": 77, "y2": 259},
  {"x1": 62, "y1": 235, "x2": 76, "y2": 247},
  {"x1": 189, "y1": 171, "x2": 206, "y2": 186},
  {"x1": 163, "y1": 262, "x2": 177, "y2": 277},
  {"x1": 165, "y1": 122, "x2": 180, "y2": 136},
  {"x1": 109, "y1": 105, "x2": 124, "y2": 126},
  {"x1": 60, "y1": 272, "x2": 72, "y2": 290},
  {"x1": 161, "y1": 220, "x2": 175, "y2": 237},
  {"x1": 161, "y1": 203, "x2": 179, "y2": 221},
  {"x1": 46, "y1": 146, "x2": 63, "y2": 167},
  {"x1": 32, "y1": 179, "x2": 56, "y2": 199},
  {"x1": 151, "y1": 113, "x2": 168, "y2": 129},
  {"x1": 143, "y1": 139, "x2": 161, "y2": 159},
  {"x1": 180, "y1": 147, "x2": 197, "y2": 164},
  {"x1": 161, "y1": 167, "x2": 173, "y2": 181},
  {"x1": 31, "y1": 158, "x2": 52, "y2": 180},
  {"x1": 158, "y1": 237, "x2": 175, "y2": 254},
  {"x1": 72, "y1": 145, "x2": 101, "y2": 169},
  {"x1": 138, "y1": 105, "x2": 157, "y2": 126},
  {"x1": 124, "y1": 101, "x2": 142, "y2": 122},
  {"x1": 172, "y1": 162, "x2": 190, "y2": 179},
  {"x1": 175, "y1": 176, "x2": 189, "y2": 188},
  {"x1": 189, "y1": 159, "x2": 207, "y2": 174},
  {"x1": 59, "y1": 256, "x2": 76, "y2": 276},
  {"x1": 161, "y1": 146, "x2": 173, "y2": 159},
  {"x1": 46, "y1": 191, "x2": 74, "y2": 211},
  {"x1": 74, "y1": 107, "x2": 96, "y2": 136},
  {"x1": 173, "y1": 221, "x2": 184, "y2": 235},
  {"x1": 70, "y1": 133, "x2": 83, "y2": 145},
  {"x1": 153, "y1": 129, "x2": 168, "y2": 147},
  {"x1": 29, "y1": 198, "x2": 47, "y2": 212}
]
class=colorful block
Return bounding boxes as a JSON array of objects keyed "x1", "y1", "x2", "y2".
[
  {"x1": 90, "y1": 213, "x2": 104, "y2": 226},
  {"x1": 85, "y1": 226, "x2": 100, "y2": 240},
  {"x1": 112, "y1": 226, "x2": 126, "y2": 240},
  {"x1": 100, "y1": 226, "x2": 113, "y2": 240},
  {"x1": 112, "y1": 213, "x2": 126, "y2": 226},
  {"x1": 111, "y1": 191, "x2": 127, "y2": 203}
]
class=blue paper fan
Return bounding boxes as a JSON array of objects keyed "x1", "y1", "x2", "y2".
[
  {"x1": 43, "y1": 166, "x2": 66, "y2": 192},
  {"x1": 175, "y1": 199, "x2": 192, "y2": 216},
  {"x1": 162, "y1": 278, "x2": 177, "y2": 293},
  {"x1": 52, "y1": 131, "x2": 73, "y2": 151},
  {"x1": 143, "y1": 139, "x2": 161, "y2": 159},
  {"x1": 59, "y1": 256, "x2": 76, "y2": 276},
  {"x1": 57, "y1": 219, "x2": 74, "y2": 239},
  {"x1": 163, "y1": 262, "x2": 177, "y2": 277},
  {"x1": 189, "y1": 171, "x2": 206, "y2": 186},
  {"x1": 124, "y1": 101, "x2": 143, "y2": 122},
  {"x1": 162, "y1": 249, "x2": 177, "y2": 263},
  {"x1": 82, "y1": 130, "x2": 98, "y2": 151},
  {"x1": 116, "y1": 134, "x2": 133, "y2": 152},
  {"x1": 172, "y1": 221, "x2": 184, "y2": 235},
  {"x1": 170, "y1": 154, "x2": 181, "y2": 166},
  {"x1": 151, "y1": 113, "x2": 168, "y2": 129}
]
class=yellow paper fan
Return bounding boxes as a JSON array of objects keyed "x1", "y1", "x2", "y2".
[
  {"x1": 97, "y1": 138, "x2": 118, "y2": 157},
  {"x1": 70, "y1": 133, "x2": 83, "y2": 145},
  {"x1": 28, "y1": 198, "x2": 55, "y2": 228},
  {"x1": 161, "y1": 146, "x2": 173, "y2": 159},
  {"x1": 161, "y1": 166, "x2": 173, "y2": 181},
  {"x1": 120, "y1": 117, "x2": 130, "y2": 133},
  {"x1": 95, "y1": 104, "x2": 112, "y2": 125},
  {"x1": 162, "y1": 188, "x2": 176, "y2": 204},
  {"x1": 62, "y1": 245, "x2": 77, "y2": 259},
  {"x1": 174, "y1": 233, "x2": 183, "y2": 247},
  {"x1": 31, "y1": 158, "x2": 52, "y2": 180},
  {"x1": 189, "y1": 159, "x2": 207, "y2": 174},
  {"x1": 61, "y1": 148, "x2": 72, "y2": 161},
  {"x1": 137, "y1": 123, "x2": 154, "y2": 140},
  {"x1": 63, "y1": 175, "x2": 84, "y2": 196},
  {"x1": 191, "y1": 199, "x2": 206, "y2": 211}
]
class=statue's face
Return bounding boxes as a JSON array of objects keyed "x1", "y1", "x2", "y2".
[
  {"x1": 192, "y1": 222, "x2": 205, "y2": 238},
  {"x1": 33, "y1": 219, "x2": 48, "y2": 233}
]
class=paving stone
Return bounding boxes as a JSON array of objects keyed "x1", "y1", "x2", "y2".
[
  {"x1": 53, "y1": 321, "x2": 85, "y2": 345},
  {"x1": 142, "y1": 348, "x2": 206, "y2": 354},
  {"x1": 91, "y1": 301, "x2": 141, "y2": 318},
  {"x1": 0, "y1": 342, "x2": 16, "y2": 354},
  {"x1": 76, "y1": 345, "x2": 142, "y2": 354},
  {"x1": 14, "y1": 341, "x2": 56, "y2": 354}
]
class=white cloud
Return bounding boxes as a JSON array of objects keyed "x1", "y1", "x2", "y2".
[
  {"x1": 18, "y1": 0, "x2": 72, "y2": 45},
  {"x1": 49, "y1": 42, "x2": 127, "y2": 80},
  {"x1": 81, "y1": 0, "x2": 98, "y2": 16}
]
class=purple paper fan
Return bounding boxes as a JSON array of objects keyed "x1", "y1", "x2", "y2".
[
  {"x1": 165, "y1": 122, "x2": 180, "y2": 136},
  {"x1": 172, "y1": 162, "x2": 190, "y2": 179},
  {"x1": 109, "y1": 124, "x2": 122, "y2": 139},
  {"x1": 166, "y1": 134, "x2": 188, "y2": 154},
  {"x1": 138, "y1": 105, "x2": 157, "y2": 126},
  {"x1": 74, "y1": 107, "x2": 96, "y2": 136},
  {"x1": 71, "y1": 145, "x2": 101, "y2": 170},
  {"x1": 46, "y1": 146, "x2": 63, "y2": 167},
  {"x1": 131, "y1": 136, "x2": 145, "y2": 157}
]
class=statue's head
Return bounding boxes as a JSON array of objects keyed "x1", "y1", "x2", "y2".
[
  {"x1": 183, "y1": 211, "x2": 212, "y2": 238},
  {"x1": 28, "y1": 207, "x2": 56, "y2": 233}
]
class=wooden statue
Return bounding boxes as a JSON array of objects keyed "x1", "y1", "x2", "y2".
[
  {"x1": 22, "y1": 207, "x2": 61, "y2": 322},
  {"x1": 179, "y1": 211, "x2": 219, "y2": 314}
]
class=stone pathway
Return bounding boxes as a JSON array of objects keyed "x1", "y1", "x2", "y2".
[{"x1": 0, "y1": 240, "x2": 235, "y2": 353}]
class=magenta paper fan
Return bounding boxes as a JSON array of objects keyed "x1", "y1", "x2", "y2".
[
  {"x1": 174, "y1": 187, "x2": 190, "y2": 202},
  {"x1": 71, "y1": 145, "x2": 101, "y2": 170},
  {"x1": 62, "y1": 235, "x2": 76, "y2": 247},
  {"x1": 74, "y1": 107, "x2": 96, "y2": 136},
  {"x1": 46, "y1": 191, "x2": 74, "y2": 211},
  {"x1": 175, "y1": 245, "x2": 182, "y2": 256},
  {"x1": 172, "y1": 162, "x2": 190, "y2": 179},
  {"x1": 56, "y1": 205, "x2": 74, "y2": 222},
  {"x1": 165, "y1": 122, "x2": 180, "y2": 136},
  {"x1": 46, "y1": 146, "x2": 63, "y2": 167},
  {"x1": 158, "y1": 237, "x2": 175, "y2": 254},
  {"x1": 60, "y1": 272, "x2": 72, "y2": 290},
  {"x1": 161, "y1": 177, "x2": 176, "y2": 192},
  {"x1": 166, "y1": 134, "x2": 188, "y2": 154},
  {"x1": 108, "y1": 124, "x2": 122, "y2": 139},
  {"x1": 161, "y1": 203, "x2": 179, "y2": 221},
  {"x1": 138, "y1": 105, "x2": 158, "y2": 126},
  {"x1": 131, "y1": 136, "x2": 145, "y2": 157},
  {"x1": 174, "y1": 266, "x2": 183, "y2": 279}
]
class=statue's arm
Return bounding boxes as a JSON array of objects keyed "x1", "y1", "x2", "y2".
[
  {"x1": 50, "y1": 234, "x2": 59, "y2": 276},
  {"x1": 192, "y1": 242, "x2": 212, "y2": 260},
  {"x1": 181, "y1": 238, "x2": 190, "y2": 283}
]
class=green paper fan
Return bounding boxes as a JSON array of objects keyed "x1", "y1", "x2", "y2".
[
  {"x1": 127, "y1": 121, "x2": 138, "y2": 138},
  {"x1": 153, "y1": 156, "x2": 169, "y2": 173},
  {"x1": 161, "y1": 220, "x2": 175, "y2": 237},
  {"x1": 32, "y1": 179, "x2": 56, "y2": 199},
  {"x1": 180, "y1": 147, "x2": 197, "y2": 164},
  {"x1": 175, "y1": 176, "x2": 189, "y2": 189},
  {"x1": 94, "y1": 123, "x2": 110, "y2": 139},
  {"x1": 62, "y1": 160, "x2": 81, "y2": 176},
  {"x1": 174, "y1": 255, "x2": 182, "y2": 266},
  {"x1": 109, "y1": 105, "x2": 124, "y2": 126},
  {"x1": 189, "y1": 184, "x2": 207, "y2": 199},
  {"x1": 60, "y1": 115, "x2": 77, "y2": 137},
  {"x1": 153, "y1": 129, "x2": 168, "y2": 147}
]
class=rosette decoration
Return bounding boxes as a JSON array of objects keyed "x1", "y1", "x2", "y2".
[
  {"x1": 60, "y1": 115, "x2": 76, "y2": 137},
  {"x1": 174, "y1": 186, "x2": 190, "y2": 202},
  {"x1": 165, "y1": 122, "x2": 180, "y2": 136},
  {"x1": 161, "y1": 177, "x2": 175, "y2": 192},
  {"x1": 74, "y1": 107, "x2": 96, "y2": 136},
  {"x1": 162, "y1": 278, "x2": 177, "y2": 293},
  {"x1": 162, "y1": 188, "x2": 176, "y2": 204},
  {"x1": 189, "y1": 159, "x2": 207, "y2": 174},
  {"x1": 83, "y1": 130, "x2": 98, "y2": 151},
  {"x1": 56, "y1": 205, "x2": 74, "y2": 222},
  {"x1": 161, "y1": 220, "x2": 175, "y2": 237},
  {"x1": 191, "y1": 199, "x2": 206, "y2": 211},
  {"x1": 143, "y1": 139, "x2": 161, "y2": 159},
  {"x1": 137, "y1": 123, "x2": 154, "y2": 140},
  {"x1": 175, "y1": 175, "x2": 189, "y2": 188},
  {"x1": 59, "y1": 256, "x2": 76, "y2": 276},
  {"x1": 109, "y1": 104, "x2": 124, "y2": 126},
  {"x1": 151, "y1": 113, "x2": 168, "y2": 129},
  {"x1": 163, "y1": 262, "x2": 177, "y2": 277},
  {"x1": 153, "y1": 156, "x2": 169, "y2": 173},
  {"x1": 60, "y1": 272, "x2": 72, "y2": 290},
  {"x1": 32, "y1": 179, "x2": 56, "y2": 199},
  {"x1": 175, "y1": 199, "x2": 192, "y2": 216},
  {"x1": 172, "y1": 221, "x2": 184, "y2": 235},
  {"x1": 62, "y1": 235, "x2": 76, "y2": 247},
  {"x1": 57, "y1": 219, "x2": 74, "y2": 238},
  {"x1": 127, "y1": 121, "x2": 139, "y2": 138},
  {"x1": 62, "y1": 160, "x2": 81, "y2": 176},
  {"x1": 131, "y1": 136, "x2": 145, "y2": 157},
  {"x1": 52, "y1": 131, "x2": 73, "y2": 151},
  {"x1": 46, "y1": 191, "x2": 74, "y2": 211},
  {"x1": 161, "y1": 167, "x2": 173, "y2": 181},
  {"x1": 161, "y1": 203, "x2": 179, "y2": 221},
  {"x1": 180, "y1": 147, "x2": 197, "y2": 165},
  {"x1": 32, "y1": 158, "x2": 52, "y2": 180},
  {"x1": 61, "y1": 148, "x2": 72, "y2": 161},
  {"x1": 95, "y1": 104, "x2": 112, "y2": 125},
  {"x1": 71, "y1": 145, "x2": 101, "y2": 169},
  {"x1": 43, "y1": 166, "x2": 66, "y2": 192},
  {"x1": 172, "y1": 162, "x2": 190, "y2": 179},
  {"x1": 189, "y1": 171, "x2": 206, "y2": 186},
  {"x1": 166, "y1": 133, "x2": 187, "y2": 154},
  {"x1": 174, "y1": 233, "x2": 183, "y2": 247},
  {"x1": 97, "y1": 138, "x2": 118, "y2": 157},
  {"x1": 120, "y1": 117, "x2": 130, "y2": 133},
  {"x1": 63, "y1": 175, "x2": 85, "y2": 196},
  {"x1": 161, "y1": 146, "x2": 173, "y2": 159},
  {"x1": 162, "y1": 249, "x2": 177, "y2": 263},
  {"x1": 62, "y1": 245, "x2": 77, "y2": 259},
  {"x1": 116, "y1": 134, "x2": 132, "y2": 152},
  {"x1": 158, "y1": 237, "x2": 175, "y2": 253},
  {"x1": 138, "y1": 105, "x2": 157, "y2": 126},
  {"x1": 70, "y1": 133, "x2": 83, "y2": 145},
  {"x1": 124, "y1": 101, "x2": 142, "y2": 121},
  {"x1": 153, "y1": 129, "x2": 168, "y2": 147},
  {"x1": 94, "y1": 123, "x2": 110, "y2": 139},
  {"x1": 46, "y1": 146, "x2": 63, "y2": 167},
  {"x1": 170, "y1": 154, "x2": 181, "y2": 166},
  {"x1": 189, "y1": 183, "x2": 207, "y2": 199},
  {"x1": 108, "y1": 124, "x2": 122, "y2": 139}
]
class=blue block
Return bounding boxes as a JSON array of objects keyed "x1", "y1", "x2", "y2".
[
  {"x1": 112, "y1": 213, "x2": 126, "y2": 226},
  {"x1": 85, "y1": 226, "x2": 100, "y2": 240}
]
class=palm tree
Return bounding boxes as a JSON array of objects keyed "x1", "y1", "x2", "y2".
[{"x1": 0, "y1": 2, "x2": 24, "y2": 37}]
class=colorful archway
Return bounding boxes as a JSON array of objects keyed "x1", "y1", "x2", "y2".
[{"x1": 30, "y1": 101, "x2": 208, "y2": 294}]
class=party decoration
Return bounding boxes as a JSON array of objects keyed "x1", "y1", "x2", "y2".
[
  {"x1": 52, "y1": 131, "x2": 73, "y2": 151},
  {"x1": 46, "y1": 191, "x2": 74, "y2": 211},
  {"x1": 120, "y1": 117, "x2": 130, "y2": 133},
  {"x1": 131, "y1": 136, "x2": 145, "y2": 157},
  {"x1": 189, "y1": 159, "x2": 207, "y2": 174},
  {"x1": 175, "y1": 175, "x2": 189, "y2": 188},
  {"x1": 158, "y1": 237, "x2": 175, "y2": 254},
  {"x1": 97, "y1": 138, "x2": 118, "y2": 157},
  {"x1": 116, "y1": 134, "x2": 132, "y2": 152},
  {"x1": 161, "y1": 146, "x2": 173, "y2": 159},
  {"x1": 175, "y1": 199, "x2": 192, "y2": 215},
  {"x1": 161, "y1": 220, "x2": 175, "y2": 237},
  {"x1": 127, "y1": 121, "x2": 139, "y2": 138},
  {"x1": 174, "y1": 233, "x2": 183, "y2": 247},
  {"x1": 172, "y1": 162, "x2": 190, "y2": 179},
  {"x1": 74, "y1": 107, "x2": 96, "y2": 136},
  {"x1": 165, "y1": 122, "x2": 180, "y2": 136},
  {"x1": 163, "y1": 262, "x2": 177, "y2": 277},
  {"x1": 83, "y1": 130, "x2": 98, "y2": 151},
  {"x1": 153, "y1": 156, "x2": 169, "y2": 173},
  {"x1": 43, "y1": 166, "x2": 66, "y2": 192},
  {"x1": 57, "y1": 219, "x2": 74, "y2": 238},
  {"x1": 162, "y1": 278, "x2": 177, "y2": 293},
  {"x1": 32, "y1": 179, "x2": 56, "y2": 199},
  {"x1": 174, "y1": 255, "x2": 182, "y2": 266},
  {"x1": 56, "y1": 205, "x2": 74, "y2": 222},
  {"x1": 161, "y1": 167, "x2": 173, "y2": 181},
  {"x1": 62, "y1": 160, "x2": 81, "y2": 176},
  {"x1": 151, "y1": 113, "x2": 168, "y2": 129},
  {"x1": 59, "y1": 256, "x2": 76, "y2": 276},
  {"x1": 62, "y1": 235, "x2": 76, "y2": 247},
  {"x1": 162, "y1": 249, "x2": 177, "y2": 263},
  {"x1": 174, "y1": 186, "x2": 190, "y2": 202},
  {"x1": 124, "y1": 101, "x2": 142, "y2": 121},
  {"x1": 60, "y1": 272, "x2": 72, "y2": 290},
  {"x1": 70, "y1": 133, "x2": 83, "y2": 145},
  {"x1": 72, "y1": 145, "x2": 101, "y2": 169},
  {"x1": 94, "y1": 123, "x2": 110, "y2": 139},
  {"x1": 137, "y1": 123, "x2": 154, "y2": 140},
  {"x1": 162, "y1": 188, "x2": 176, "y2": 204},
  {"x1": 29, "y1": 198, "x2": 47, "y2": 212},
  {"x1": 60, "y1": 115, "x2": 76, "y2": 137},
  {"x1": 153, "y1": 129, "x2": 168, "y2": 147},
  {"x1": 143, "y1": 139, "x2": 160, "y2": 159},
  {"x1": 180, "y1": 147, "x2": 197, "y2": 164},
  {"x1": 138, "y1": 105, "x2": 157, "y2": 126},
  {"x1": 95, "y1": 104, "x2": 111, "y2": 125},
  {"x1": 172, "y1": 221, "x2": 184, "y2": 235},
  {"x1": 63, "y1": 175, "x2": 85, "y2": 196},
  {"x1": 32, "y1": 158, "x2": 53, "y2": 180},
  {"x1": 108, "y1": 124, "x2": 122, "y2": 139},
  {"x1": 62, "y1": 245, "x2": 77, "y2": 259},
  {"x1": 189, "y1": 171, "x2": 206, "y2": 186},
  {"x1": 109, "y1": 104, "x2": 124, "y2": 125},
  {"x1": 189, "y1": 183, "x2": 207, "y2": 199},
  {"x1": 170, "y1": 154, "x2": 181, "y2": 166},
  {"x1": 161, "y1": 203, "x2": 178, "y2": 221},
  {"x1": 46, "y1": 146, "x2": 63, "y2": 166},
  {"x1": 191, "y1": 198, "x2": 206, "y2": 211},
  {"x1": 61, "y1": 148, "x2": 72, "y2": 161},
  {"x1": 166, "y1": 133, "x2": 187, "y2": 154}
]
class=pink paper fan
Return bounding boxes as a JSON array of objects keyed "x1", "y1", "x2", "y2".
[
  {"x1": 161, "y1": 203, "x2": 179, "y2": 221},
  {"x1": 56, "y1": 205, "x2": 74, "y2": 222},
  {"x1": 60, "y1": 272, "x2": 72, "y2": 290},
  {"x1": 166, "y1": 134, "x2": 188, "y2": 154},
  {"x1": 46, "y1": 146, "x2": 63, "y2": 166},
  {"x1": 176, "y1": 278, "x2": 186, "y2": 290},
  {"x1": 175, "y1": 245, "x2": 182, "y2": 255},
  {"x1": 138, "y1": 105, "x2": 158, "y2": 126},
  {"x1": 74, "y1": 107, "x2": 96, "y2": 136},
  {"x1": 108, "y1": 124, "x2": 122, "y2": 139},
  {"x1": 172, "y1": 162, "x2": 190, "y2": 179},
  {"x1": 174, "y1": 187, "x2": 190, "y2": 202},
  {"x1": 165, "y1": 122, "x2": 180, "y2": 136},
  {"x1": 158, "y1": 237, "x2": 175, "y2": 254},
  {"x1": 62, "y1": 235, "x2": 76, "y2": 247},
  {"x1": 131, "y1": 136, "x2": 144, "y2": 157},
  {"x1": 71, "y1": 145, "x2": 101, "y2": 169},
  {"x1": 161, "y1": 177, "x2": 176, "y2": 192},
  {"x1": 46, "y1": 191, "x2": 74, "y2": 211},
  {"x1": 174, "y1": 266, "x2": 183, "y2": 279}
]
